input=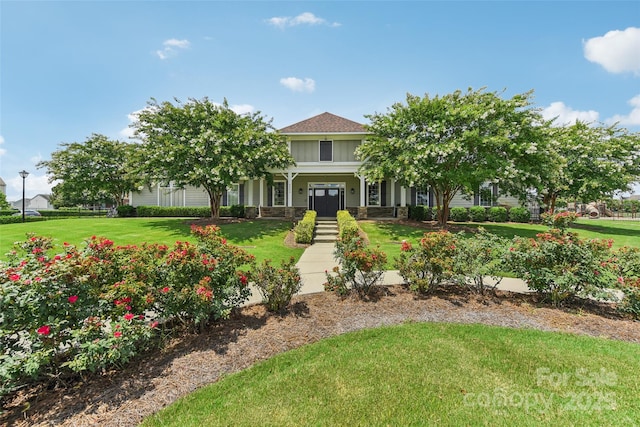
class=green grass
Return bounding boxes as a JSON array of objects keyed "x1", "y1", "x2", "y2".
[
  {"x1": 0, "y1": 218, "x2": 303, "y2": 264},
  {"x1": 142, "y1": 322, "x2": 640, "y2": 426}
]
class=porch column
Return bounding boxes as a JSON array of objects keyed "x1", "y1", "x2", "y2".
[
  {"x1": 400, "y1": 186, "x2": 407, "y2": 207},
  {"x1": 247, "y1": 180, "x2": 254, "y2": 206},
  {"x1": 156, "y1": 183, "x2": 160, "y2": 206},
  {"x1": 359, "y1": 175, "x2": 366, "y2": 206},
  {"x1": 259, "y1": 178, "x2": 265, "y2": 208},
  {"x1": 390, "y1": 179, "x2": 396, "y2": 207}
]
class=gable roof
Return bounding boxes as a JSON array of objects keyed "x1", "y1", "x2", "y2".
[{"x1": 279, "y1": 112, "x2": 366, "y2": 134}]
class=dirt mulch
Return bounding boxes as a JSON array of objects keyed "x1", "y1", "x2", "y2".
[{"x1": 2, "y1": 285, "x2": 638, "y2": 427}]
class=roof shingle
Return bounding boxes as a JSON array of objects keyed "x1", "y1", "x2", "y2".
[{"x1": 279, "y1": 112, "x2": 365, "y2": 134}]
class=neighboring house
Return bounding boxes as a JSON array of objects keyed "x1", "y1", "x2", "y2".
[
  {"x1": 11, "y1": 194, "x2": 54, "y2": 210},
  {"x1": 0, "y1": 176, "x2": 6, "y2": 196},
  {"x1": 129, "y1": 112, "x2": 520, "y2": 218}
]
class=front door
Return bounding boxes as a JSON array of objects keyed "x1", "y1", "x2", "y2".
[{"x1": 314, "y1": 188, "x2": 340, "y2": 217}]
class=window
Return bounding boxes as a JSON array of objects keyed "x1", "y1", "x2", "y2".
[
  {"x1": 319, "y1": 140, "x2": 333, "y2": 162},
  {"x1": 225, "y1": 183, "x2": 239, "y2": 206},
  {"x1": 273, "y1": 181, "x2": 286, "y2": 206},
  {"x1": 416, "y1": 187, "x2": 430, "y2": 206},
  {"x1": 367, "y1": 182, "x2": 380, "y2": 206},
  {"x1": 479, "y1": 184, "x2": 495, "y2": 207}
]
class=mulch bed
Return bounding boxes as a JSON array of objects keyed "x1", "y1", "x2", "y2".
[{"x1": 2, "y1": 285, "x2": 638, "y2": 427}]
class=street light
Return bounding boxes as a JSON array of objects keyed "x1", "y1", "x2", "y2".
[{"x1": 19, "y1": 170, "x2": 29, "y2": 223}]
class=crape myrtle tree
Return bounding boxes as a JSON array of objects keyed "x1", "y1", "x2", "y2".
[
  {"x1": 535, "y1": 120, "x2": 640, "y2": 214},
  {"x1": 356, "y1": 88, "x2": 550, "y2": 227},
  {"x1": 37, "y1": 134, "x2": 140, "y2": 207},
  {"x1": 131, "y1": 97, "x2": 295, "y2": 218}
]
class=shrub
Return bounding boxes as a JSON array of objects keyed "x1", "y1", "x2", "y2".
[
  {"x1": 325, "y1": 212, "x2": 387, "y2": 298},
  {"x1": 450, "y1": 207, "x2": 469, "y2": 222},
  {"x1": 0, "y1": 226, "x2": 253, "y2": 398},
  {"x1": 134, "y1": 205, "x2": 245, "y2": 218},
  {"x1": 540, "y1": 211, "x2": 577, "y2": 232},
  {"x1": 615, "y1": 246, "x2": 640, "y2": 318},
  {"x1": 395, "y1": 231, "x2": 458, "y2": 294},
  {"x1": 117, "y1": 205, "x2": 136, "y2": 217},
  {"x1": 469, "y1": 206, "x2": 486, "y2": 222},
  {"x1": 294, "y1": 210, "x2": 316, "y2": 244},
  {"x1": 508, "y1": 207, "x2": 530, "y2": 223},
  {"x1": 487, "y1": 206, "x2": 508, "y2": 222},
  {"x1": 408, "y1": 205, "x2": 433, "y2": 221},
  {"x1": 452, "y1": 229, "x2": 508, "y2": 294},
  {"x1": 250, "y1": 257, "x2": 302, "y2": 312},
  {"x1": 0, "y1": 215, "x2": 48, "y2": 225},
  {"x1": 505, "y1": 229, "x2": 617, "y2": 306}
]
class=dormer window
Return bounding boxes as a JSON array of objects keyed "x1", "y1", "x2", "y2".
[{"x1": 319, "y1": 140, "x2": 333, "y2": 162}]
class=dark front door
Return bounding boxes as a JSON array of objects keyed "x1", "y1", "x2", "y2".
[{"x1": 314, "y1": 188, "x2": 340, "y2": 217}]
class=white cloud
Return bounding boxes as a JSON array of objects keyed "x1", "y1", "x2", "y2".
[
  {"x1": 583, "y1": 27, "x2": 640, "y2": 75},
  {"x1": 156, "y1": 38, "x2": 191, "y2": 60},
  {"x1": 0, "y1": 135, "x2": 6, "y2": 157},
  {"x1": 541, "y1": 101, "x2": 599, "y2": 126},
  {"x1": 280, "y1": 77, "x2": 316, "y2": 93},
  {"x1": 267, "y1": 12, "x2": 340, "y2": 29},
  {"x1": 5, "y1": 173, "x2": 55, "y2": 201},
  {"x1": 230, "y1": 104, "x2": 255, "y2": 115},
  {"x1": 606, "y1": 94, "x2": 640, "y2": 127}
]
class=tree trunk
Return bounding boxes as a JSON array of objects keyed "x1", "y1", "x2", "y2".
[{"x1": 207, "y1": 189, "x2": 222, "y2": 218}]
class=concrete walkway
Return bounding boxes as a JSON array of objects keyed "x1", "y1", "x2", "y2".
[{"x1": 246, "y1": 236, "x2": 532, "y2": 305}]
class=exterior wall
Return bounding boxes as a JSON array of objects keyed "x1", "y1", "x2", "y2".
[{"x1": 289, "y1": 136, "x2": 362, "y2": 163}]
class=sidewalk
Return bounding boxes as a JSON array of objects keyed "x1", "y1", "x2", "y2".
[{"x1": 246, "y1": 242, "x2": 532, "y2": 305}]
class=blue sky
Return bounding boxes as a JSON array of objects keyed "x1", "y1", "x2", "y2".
[{"x1": 1, "y1": 0, "x2": 639, "y2": 201}]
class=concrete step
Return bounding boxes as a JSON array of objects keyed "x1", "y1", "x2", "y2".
[{"x1": 313, "y1": 234, "x2": 338, "y2": 243}]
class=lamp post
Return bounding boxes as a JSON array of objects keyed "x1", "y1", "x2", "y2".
[{"x1": 19, "y1": 170, "x2": 29, "y2": 223}]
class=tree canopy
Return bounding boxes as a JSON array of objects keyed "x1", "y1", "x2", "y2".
[
  {"x1": 356, "y1": 88, "x2": 548, "y2": 226},
  {"x1": 533, "y1": 120, "x2": 640, "y2": 213},
  {"x1": 131, "y1": 97, "x2": 294, "y2": 218},
  {"x1": 37, "y1": 134, "x2": 139, "y2": 207}
]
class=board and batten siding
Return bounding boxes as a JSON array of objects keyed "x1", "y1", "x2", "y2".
[{"x1": 290, "y1": 139, "x2": 361, "y2": 163}]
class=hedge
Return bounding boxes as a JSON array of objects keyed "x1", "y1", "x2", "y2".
[
  {"x1": 337, "y1": 210, "x2": 360, "y2": 239},
  {"x1": 294, "y1": 210, "x2": 317, "y2": 244},
  {"x1": 450, "y1": 207, "x2": 469, "y2": 222},
  {"x1": 135, "y1": 205, "x2": 245, "y2": 218},
  {"x1": 508, "y1": 206, "x2": 530, "y2": 223},
  {"x1": 408, "y1": 205, "x2": 434, "y2": 221},
  {"x1": 488, "y1": 206, "x2": 508, "y2": 222},
  {"x1": 469, "y1": 206, "x2": 486, "y2": 222}
]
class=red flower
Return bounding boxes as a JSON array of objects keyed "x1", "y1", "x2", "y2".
[
  {"x1": 114, "y1": 331, "x2": 122, "y2": 338},
  {"x1": 149, "y1": 321, "x2": 159, "y2": 329},
  {"x1": 161, "y1": 286, "x2": 170, "y2": 293},
  {"x1": 9, "y1": 274, "x2": 20, "y2": 282},
  {"x1": 68, "y1": 295, "x2": 78, "y2": 304},
  {"x1": 37, "y1": 325, "x2": 51, "y2": 336},
  {"x1": 240, "y1": 274, "x2": 248, "y2": 285},
  {"x1": 124, "y1": 313, "x2": 134, "y2": 321}
]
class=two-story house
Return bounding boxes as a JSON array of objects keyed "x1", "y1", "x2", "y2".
[{"x1": 129, "y1": 112, "x2": 519, "y2": 218}]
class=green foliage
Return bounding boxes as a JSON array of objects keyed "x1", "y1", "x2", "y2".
[
  {"x1": 0, "y1": 193, "x2": 11, "y2": 210},
  {"x1": 37, "y1": 134, "x2": 139, "y2": 206},
  {"x1": 508, "y1": 206, "x2": 530, "y2": 223},
  {"x1": 450, "y1": 207, "x2": 469, "y2": 222},
  {"x1": 250, "y1": 257, "x2": 302, "y2": 312},
  {"x1": 325, "y1": 212, "x2": 387, "y2": 298},
  {"x1": 357, "y1": 88, "x2": 547, "y2": 226},
  {"x1": 408, "y1": 205, "x2": 433, "y2": 221},
  {"x1": 541, "y1": 211, "x2": 577, "y2": 232},
  {"x1": 293, "y1": 210, "x2": 316, "y2": 244},
  {"x1": 452, "y1": 230, "x2": 508, "y2": 294},
  {"x1": 614, "y1": 246, "x2": 640, "y2": 318},
  {"x1": 0, "y1": 226, "x2": 253, "y2": 398},
  {"x1": 487, "y1": 206, "x2": 508, "y2": 222},
  {"x1": 505, "y1": 229, "x2": 617, "y2": 306},
  {"x1": 336, "y1": 210, "x2": 360, "y2": 239},
  {"x1": 134, "y1": 205, "x2": 244, "y2": 218},
  {"x1": 534, "y1": 122, "x2": 640, "y2": 213},
  {"x1": 0, "y1": 215, "x2": 48, "y2": 225},
  {"x1": 396, "y1": 231, "x2": 458, "y2": 293},
  {"x1": 117, "y1": 205, "x2": 136, "y2": 217},
  {"x1": 468, "y1": 206, "x2": 486, "y2": 222},
  {"x1": 132, "y1": 98, "x2": 295, "y2": 218}
]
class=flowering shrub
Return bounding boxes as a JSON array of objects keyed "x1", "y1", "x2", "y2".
[
  {"x1": 396, "y1": 231, "x2": 458, "y2": 294},
  {"x1": 0, "y1": 225, "x2": 253, "y2": 398},
  {"x1": 325, "y1": 212, "x2": 387, "y2": 298},
  {"x1": 452, "y1": 229, "x2": 508, "y2": 294},
  {"x1": 505, "y1": 229, "x2": 617, "y2": 306},
  {"x1": 614, "y1": 246, "x2": 640, "y2": 318},
  {"x1": 250, "y1": 257, "x2": 302, "y2": 312},
  {"x1": 540, "y1": 211, "x2": 578, "y2": 232}
]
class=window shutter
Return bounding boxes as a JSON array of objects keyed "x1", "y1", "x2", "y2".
[
  {"x1": 428, "y1": 187, "x2": 434, "y2": 207},
  {"x1": 411, "y1": 188, "x2": 417, "y2": 205},
  {"x1": 222, "y1": 190, "x2": 228, "y2": 206},
  {"x1": 381, "y1": 181, "x2": 387, "y2": 206},
  {"x1": 239, "y1": 184, "x2": 245, "y2": 205},
  {"x1": 267, "y1": 186, "x2": 273, "y2": 207}
]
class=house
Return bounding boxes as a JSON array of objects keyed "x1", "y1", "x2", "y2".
[
  {"x1": 0, "y1": 176, "x2": 6, "y2": 196},
  {"x1": 128, "y1": 112, "x2": 519, "y2": 218},
  {"x1": 11, "y1": 194, "x2": 54, "y2": 211}
]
